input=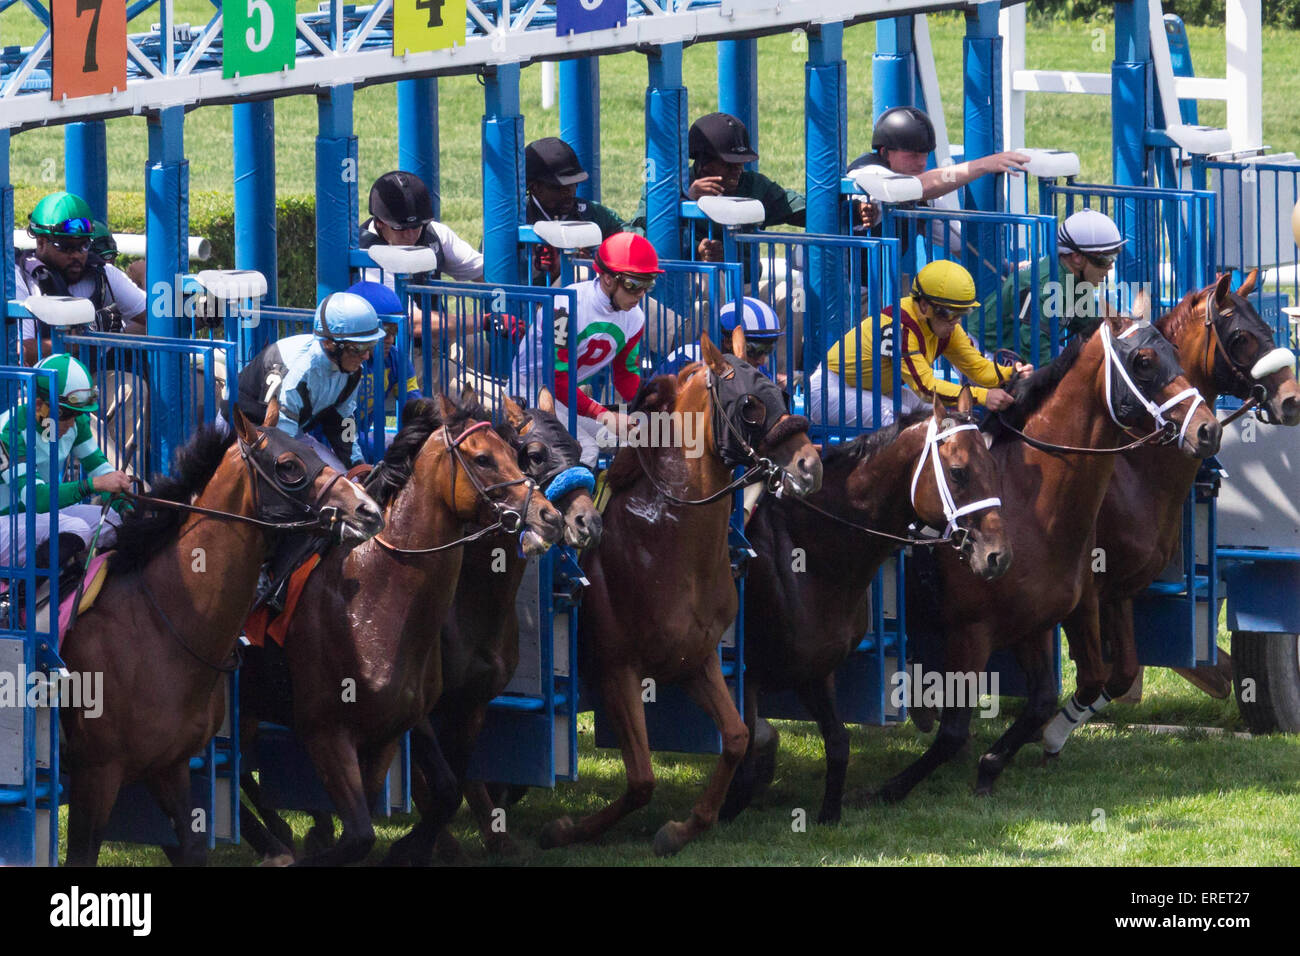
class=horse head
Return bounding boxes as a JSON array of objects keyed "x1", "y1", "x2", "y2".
[
  {"x1": 1099, "y1": 301, "x2": 1221, "y2": 458},
  {"x1": 690, "y1": 328, "x2": 822, "y2": 496},
  {"x1": 231, "y1": 408, "x2": 384, "y2": 543},
  {"x1": 1178, "y1": 271, "x2": 1300, "y2": 426},
  {"x1": 504, "y1": 388, "x2": 602, "y2": 549},
  {"x1": 907, "y1": 387, "x2": 1010, "y2": 580},
  {"x1": 430, "y1": 388, "x2": 564, "y2": 556}
]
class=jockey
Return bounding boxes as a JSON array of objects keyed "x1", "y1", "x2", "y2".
[
  {"x1": 231, "y1": 292, "x2": 386, "y2": 471},
  {"x1": 510, "y1": 233, "x2": 663, "y2": 468},
  {"x1": 345, "y1": 280, "x2": 422, "y2": 411},
  {"x1": 657, "y1": 296, "x2": 785, "y2": 381},
  {"x1": 808, "y1": 260, "x2": 1031, "y2": 427},
  {"x1": 0, "y1": 354, "x2": 131, "y2": 564},
  {"x1": 525, "y1": 137, "x2": 626, "y2": 284}
]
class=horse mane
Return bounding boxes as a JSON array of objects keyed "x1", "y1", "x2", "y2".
[
  {"x1": 1156, "y1": 288, "x2": 1202, "y2": 342},
  {"x1": 989, "y1": 332, "x2": 1089, "y2": 433},
  {"x1": 820, "y1": 409, "x2": 931, "y2": 469},
  {"x1": 367, "y1": 397, "x2": 475, "y2": 510},
  {"x1": 109, "y1": 424, "x2": 237, "y2": 574}
]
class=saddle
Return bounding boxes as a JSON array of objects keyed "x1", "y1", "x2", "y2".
[
  {"x1": 0, "y1": 547, "x2": 113, "y2": 652},
  {"x1": 244, "y1": 553, "x2": 322, "y2": 649}
]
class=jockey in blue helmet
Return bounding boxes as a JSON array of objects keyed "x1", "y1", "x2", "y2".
[
  {"x1": 346, "y1": 280, "x2": 422, "y2": 411},
  {"x1": 656, "y1": 296, "x2": 786, "y2": 380},
  {"x1": 232, "y1": 291, "x2": 385, "y2": 470}
]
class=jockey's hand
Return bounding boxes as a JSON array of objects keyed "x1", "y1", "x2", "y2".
[
  {"x1": 687, "y1": 176, "x2": 726, "y2": 200},
  {"x1": 856, "y1": 200, "x2": 881, "y2": 230},
  {"x1": 484, "y1": 312, "x2": 526, "y2": 343},
  {"x1": 534, "y1": 243, "x2": 560, "y2": 280},
  {"x1": 985, "y1": 388, "x2": 1015, "y2": 412},
  {"x1": 93, "y1": 304, "x2": 124, "y2": 333},
  {"x1": 1013, "y1": 361, "x2": 1035, "y2": 377},
  {"x1": 696, "y1": 238, "x2": 724, "y2": 262},
  {"x1": 980, "y1": 151, "x2": 1032, "y2": 177}
]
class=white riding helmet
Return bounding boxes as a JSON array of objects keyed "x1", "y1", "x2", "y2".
[{"x1": 1057, "y1": 208, "x2": 1125, "y2": 258}]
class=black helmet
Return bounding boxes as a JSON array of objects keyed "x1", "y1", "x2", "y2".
[
  {"x1": 369, "y1": 170, "x2": 434, "y2": 229},
  {"x1": 688, "y1": 112, "x2": 758, "y2": 164},
  {"x1": 871, "y1": 106, "x2": 936, "y2": 154}
]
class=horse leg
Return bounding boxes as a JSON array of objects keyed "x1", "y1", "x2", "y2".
[
  {"x1": 719, "y1": 678, "x2": 761, "y2": 823},
  {"x1": 145, "y1": 760, "x2": 209, "y2": 867},
  {"x1": 238, "y1": 771, "x2": 296, "y2": 863},
  {"x1": 293, "y1": 733, "x2": 374, "y2": 867},
  {"x1": 383, "y1": 720, "x2": 463, "y2": 867},
  {"x1": 798, "y1": 674, "x2": 850, "y2": 824},
  {"x1": 875, "y1": 704, "x2": 974, "y2": 805},
  {"x1": 977, "y1": 630, "x2": 1060, "y2": 793},
  {"x1": 1044, "y1": 590, "x2": 1113, "y2": 759},
  {"x1": 653, "y1": 655, "x2": 749, "y2": 857},
  {"x1": 539, "y1": 666, "x2": 654, "y2": 850},
  {"x1": 64, "y1": 763, "x2": 124, "y2": 867},
  {"x1": 1104, "y1": 598, "x2": 1142, "y2": 701}
]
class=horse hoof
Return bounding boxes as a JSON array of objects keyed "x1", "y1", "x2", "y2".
[
  {"x1": 910, "y1": 706, "x2": 938, "y2": 734},
  {"x1": 875, "y1": 781, "x2": 909, "y2": 805},
  {"x1": 653, "y1": 820, "x2": 691, "y2": 857},
  {"x1": 433, "y1": 832, "x2": 464, "y2": 866},
  {"x1": 538, "y1": 816, "x2": 575, "y2": 851},
  {"x1": 258, "y1": 852, "x2": 295, "y2": 868},
  {"x1": 1041, "y1": 749, "x2": 1060, "y2": 768},
  {"x1": 974, "y1": 784, "x2": 993, "y2": 797},
  {"x1": 304, "y1": 825, "x2": 335, "y2": 857}
]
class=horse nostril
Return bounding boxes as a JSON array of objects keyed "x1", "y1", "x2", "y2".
[
  {"x1": 1283, "y1": 396, "x2": 1300, "y2": 422},
  {"x1": 1198, "y1": 420, "x2": 1222, "y2": 450}
]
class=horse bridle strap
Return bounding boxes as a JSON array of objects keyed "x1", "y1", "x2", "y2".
[
  {"x1": 1102, "y1": 322, "x2": 1205, "y2": 448},
  {"x1": 908, "y1": 418, "x2": 1001, "y2": 540},
  {"x1": 1203, "y1": 292, "x2": 1297, "y2": 427},
  {"x1": 139, "y1": 574, "x2": 241, "y2": 673},
  {"x1": 372, "y1": 420, "x2": 537, "y2": 555}
]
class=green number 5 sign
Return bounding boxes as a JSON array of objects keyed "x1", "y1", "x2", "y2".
[{"x1": 224, "y1": 0, "x2": 296, "y2": 79}]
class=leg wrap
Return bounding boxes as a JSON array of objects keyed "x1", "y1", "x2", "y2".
[{"x1": 1042, "y1": 691, "x2": 1112, "y2": 754}]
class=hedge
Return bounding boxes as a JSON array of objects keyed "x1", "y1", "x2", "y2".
[
  {"x1": 1032, "y1": 1, "x2": 1300, "y2": 29},
  {"x1": 12, "y1": 186, "x2": 319, "y2": 309}
]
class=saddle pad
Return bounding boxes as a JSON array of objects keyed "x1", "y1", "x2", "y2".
[
  {"x1": 244, "y1": 554, "x2": 322, "y2": 649},
  {"x1": 46, "y1": 553, "x2": 112, "y2": 652}
]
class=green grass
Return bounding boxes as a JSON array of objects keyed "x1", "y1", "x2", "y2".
[
  {"x1": 7, "y1": 12, "x2": 1300, "y2": 248},
  {"x1": 81, "y1": 631, "x2": 1300, "y2": 867}
]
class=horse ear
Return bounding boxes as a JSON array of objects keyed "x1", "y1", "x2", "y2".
[
  {"x1": 263, "y1": 397, "x2": 281, "y2": 427},
  {"x1": 1214, "y1": 271, "x2": 1234, "y2": 308},
  {"x1": 536, "y1": 387, "x2": 556, "y2": 415},
  {"x1": 957, "y1": 384, "x2": 974, "y2": 415},
  {"x1": 436, "y1": 393, "x2": 458, "y2": 421},
  {"x1": 459, "y1": 384, "x2": 479, "y2": 409},
  {"x1": 1236, "y1": 268, "x2": 1259, "y2": 298},
  {"x1": 700, "y1": 330, "x2": 729, "y2": 376},
  {"x1": 637, "y1": 375, "x2": 678, "y2": 415},
  {"x1": 931, "y1": 390, "x2": 944, "y2": 421},
  {"x1": 1132, "y1": 289, "x2": 1151, "y2": 326},
  {"x1": 502, "y1": 393, "x2": 528, "y2": 431},
  {"x1": 233, "y1": 406, "x2": 258, "y2": 443},
  {"x1": 730, "y1": 323, "x2": 747, "y2": 361}
]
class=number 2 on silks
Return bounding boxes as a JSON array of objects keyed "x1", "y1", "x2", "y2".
[
  {"x1": 223, "y1": 0, "x2": 297, "y2": 79},
  {"x1": 393, "y1": 0, "x2": 466, "y2": 55},
  {"x1": 51, "y1": 0, "x2": 127, "y2": 100}
]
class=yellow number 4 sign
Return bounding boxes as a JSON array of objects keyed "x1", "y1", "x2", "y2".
[{"x1": 393, "y1": 0, "x2": 467, "y2": 55}]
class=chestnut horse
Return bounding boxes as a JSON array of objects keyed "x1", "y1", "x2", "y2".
[
  {"x1": 239, "y1": 391, "x2": 563, "y2": 865},
  {"x1": 541, "y1": 330, "x2": 822, "y2": 856},
  {"x1": 378, "y1": 386, "x2": 603, "y2": 865},
  {"x1": 1046, "y1": 271, "x2": 1300, "y2": 753},
  {"x1": 874, "y1": 309, "x2": 1222, "y2": 802},
  {"x1": 728, "y1": 386, "x2": 1011, "y2": 825},
  {"x1": 61, "y1": 413, "x2": 384, "y2": 865}
]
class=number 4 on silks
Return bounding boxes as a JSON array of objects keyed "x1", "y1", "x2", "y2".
[
  {"x1": 51, "y1": 0, "x2": 128, "y2": 100},
  {"x1": 223, "y1": 0, "x2": 297, "y2": 79},
  {"x1": 393, "y1": 0, "x2": 467, "y2": 55}
]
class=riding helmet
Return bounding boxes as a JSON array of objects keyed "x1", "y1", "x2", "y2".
[
  {"x1": 593, "y1": 233, "x2": 665, "y2": 276},
  {"x1": 720, "y1": 297, "x2": 784, "y2": 340},
  {"x1": 1057, "y1": 208, "x2": 1126, "y2": 256},
  {"x1": 871, "y1": 106, "x2": 937, "y2": 154},
  {"x1": 369, "y1": 171, "x2": 435, "y2": 230},
  {"x1": 911, "y1": 260, "x2": 978, "y2": 310},
  {"x1": 29, "y1": 191, "x2": 94, "y2": 238},
  {"x1": 346, "y1": 280, "x2": 405, "y2": 322},
  {"x1": 314, "y1": 292, "x2": 386, "y2": 345},
  {"x1": 90, "y1": 220, "x2": 117, "y2": 262},
  {"x1": 34, "y1": 353, "x2": 99, "y2": 414}
]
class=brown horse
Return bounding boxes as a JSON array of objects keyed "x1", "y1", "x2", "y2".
[
  {"x1": 1047, "y1": 271, "x2": 1300, "y2": 752},
  {"x1": 239, "y1": 390, "x2": 563, "y2": 865},
  {"x1": 874, "y1": 309, "x2": 1222, "y2": 802},
  {"x1": 375, "y1": 386, "x2": 603, "y2": 865},
  {"x1": 728, "y1": 386, "x2": 1011, "y2": 824},
  {"x1": 60, "y1": 413, "x2": 384, "y2": 865},
  {"x1": 540, "y1": 329, "x2": 822, "y2": 856}
]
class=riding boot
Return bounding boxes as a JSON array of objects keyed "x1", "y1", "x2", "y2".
[{"x1": 255, "y1": 534, "x2": 323, "y2": 614}]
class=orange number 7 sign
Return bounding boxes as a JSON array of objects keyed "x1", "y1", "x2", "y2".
[{"x1": 52, "y1": 0, "x2": 127, "y2": 100}]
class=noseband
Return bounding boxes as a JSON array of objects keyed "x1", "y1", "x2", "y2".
[
  {"x1": 909, "y1": 417, "x2": 1001, "y2": 552},
  {"x1": 1203, "y1": 292, "x2": 1297, "y2": 427}
]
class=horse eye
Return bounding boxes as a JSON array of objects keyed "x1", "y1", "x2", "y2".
[
  {"x1": 1228, "y1": 331, "x2": 1256, "y2": 363},
  {"x1": 740, "y1": 394, "x2": 767, "y2": 427},
  {"x1": 949, "y1": 466, "x2": 969, "y2": 486},
  {"x1": 1134, "y1": 353, "x2": 1155, "y2": 376},
  {"x1": 474, "y1": 453, "x2": 495, "y2": 468},
  {"x1": 274, "y1": 453, "x2": 307, "y2": 487}
]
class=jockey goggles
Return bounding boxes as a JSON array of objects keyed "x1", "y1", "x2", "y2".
[
  {"x1": 50, "y1": 236, "x2": 93, "y2": 254},
  {"x1": 927, "y1": 303, "x2": 973, "y2": 323},
  {"x1": 1059, "y1": 231, "x2": 1121, "y2": 269},
  {"x1": 615, "y1": 274, "x2": 656, "y2": 294},
  {"x1": 57, "y1": 387, "x2": 99, "y2": 416},
  {"x1": 48, "y1": 216, "x2": 93, "y2": 236}
]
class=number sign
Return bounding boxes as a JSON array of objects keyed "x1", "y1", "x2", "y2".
[
  {"x1": 224, "y1": 0, "x2": 296, "y2": 79},
  {"x1": 51, "y1": 0, "x2": 127, "y2": 100},
  {"x1": 555, "y1": 0, "x2": 627, "y2": 36},
  {"x1": 393, "y1": 0, "x2": 466, "y2": 55}
]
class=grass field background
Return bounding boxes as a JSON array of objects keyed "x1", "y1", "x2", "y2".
[
  {"x1": 5, "y1": 11, "x2": 1300, "y2": 249},
  {"x1": 3, "y1": 8, "x2": 1297, "y2": 864}
]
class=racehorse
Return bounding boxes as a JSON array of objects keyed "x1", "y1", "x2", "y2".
[
  {"x1": 540, "y1": 329, "x2": 823, "y2": 856},
  {"x1": 238, "y1": 390, "x2": 564, "y2": 866},
  {"x1": 1048, "y1": 271, "x2": 1300, "y2": 752},
  {"x1": 379, "y1": 386, "x2": 602, "y2": 864},
  {"x1": 872, "y1": 306, "x2": 1222, "y2": 803},
  {"x1": 60, "y1": 412, "x2": 384, "y2": 866},
  {"x1": 727, "y1": 386, "x2": 1011, "y2": 825}
]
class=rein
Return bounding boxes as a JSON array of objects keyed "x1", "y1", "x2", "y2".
[
  {"x1": 373, "y1": 420, "x2": 537, "y2": 556},
  {"x1": 632, "y1": 366, "x2": 783, "y2": 507},
  {"x1": 139, "y1": 574, "x2": 241, "y2": 673},
  {"x1": 1201, "y1": 292, "x2": 1296, "y2": 427}
]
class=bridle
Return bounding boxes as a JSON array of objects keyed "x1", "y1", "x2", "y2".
[
  {"x1": 997, "y1": 322, "x2": 1204, "y2": 456},
  {"x1": 121, "y1": 428, "x2": 351, "y2": 536},
  {"x1": 373, "y1": 420, "x2": 537, "y2": 555},
  {"x1": 633, "y1": 363, "x2": 795, "y2": 507},
  {"x1": 1202, "y1": 292, "x2": 1296, "y2": 428},
  {"x1": 790, "y1": 414, "x2": 997, "y2": 558}
]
